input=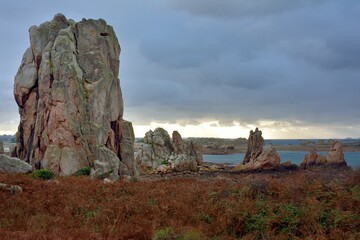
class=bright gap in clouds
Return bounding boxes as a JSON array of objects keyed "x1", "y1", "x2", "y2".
[
  {"x1": 2, "y1": 119, "x2": 360, "y2": 139},
  {"x1": 133, "y1": 120, "x2": 360, "y2": 139},
  {"x1": 134, "y1": 121, "x2": 250, "y2": 139}
]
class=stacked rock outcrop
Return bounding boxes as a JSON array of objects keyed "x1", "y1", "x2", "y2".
[
  {"x1": 135, "y1": 128, "x2": 203, "y2": 173},
  {"x1": 237, "y1": 128, "x2": 280, "y2": 170},
  {"x1": 12, "y1": 14, "x2": 135, "y2": 177},
  {"x1": 301, "y1": 141, "x2": 347, "y2": 168}
]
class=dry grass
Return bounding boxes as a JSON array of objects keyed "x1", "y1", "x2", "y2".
[{"x1": 0, "y1": 169, "x2": 359, "y2": 239}]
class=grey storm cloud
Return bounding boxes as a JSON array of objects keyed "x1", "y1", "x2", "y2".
[
  {"x1": 0, "y1": 0, "x2": 359, "y2": 137},
  {"x1": 169, "y1": 0, "x2": 327, "y2": 18}
]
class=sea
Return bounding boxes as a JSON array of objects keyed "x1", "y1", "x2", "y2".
[{"x1": 203, "y1": 139, "x2": 360, "y2": 169}]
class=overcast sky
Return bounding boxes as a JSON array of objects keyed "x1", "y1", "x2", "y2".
[{"x1": 1, "y1": 0, "x2": 360, "y2": 139}]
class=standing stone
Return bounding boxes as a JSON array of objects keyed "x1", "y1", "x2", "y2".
[
  {"x1": 172, "y1": 131, "x2": 184, "y2": 154},
  {"x1": 236, "y1": 128, "x2": 280, "y2": 171},
  {"x1": 242, "y1": 128, "x2": 265, "y2": 165},
  {"x1": 13, "y1": 14, "x2": 134, "y2": 177}
]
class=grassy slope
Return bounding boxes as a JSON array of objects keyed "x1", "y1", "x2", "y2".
[{"x1": 0, "y1": 169, "x2": 359, "y2": 240}]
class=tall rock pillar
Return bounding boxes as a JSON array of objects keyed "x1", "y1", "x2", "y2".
[{"x1": 13, "y1": 14, "x2": 134, "y2": 176}]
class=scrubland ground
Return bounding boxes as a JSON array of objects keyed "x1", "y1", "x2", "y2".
[{"x1": 0, "y1": 167, "x2": 359, "y2": 240}]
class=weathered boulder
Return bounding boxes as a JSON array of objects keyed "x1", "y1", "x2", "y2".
[
  {"x1": 0, "y1": 154, "x2": 33, "y2": 173},
  {"x1": 326, "y1": 142, "x2": 346, "y2": 165},
  {"x1": 171, "y1": 154, "x2": 198, "y2": 172},
  {"x1": 300, "y1": 142, "x2": 347, "y2": 168},
  {"x1": 0, "y1": 142, "x2": 4, "y2": 154},
  {"x1": 253, "y1": 146, "x2": 281, "y2": 169},
  {"x1": 135, "y1": 128, "x2": 202, "y2": 174},
  {"x1": 12, "y1": 14, "x2": 134, "y2": 177},
  {"x1": 236, "y1": 128, "x2": 280, "y2": 171},
  {"x1": 90, "y1": 159, "x2": 120, "y2": 181}
]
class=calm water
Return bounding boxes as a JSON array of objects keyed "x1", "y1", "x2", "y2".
[{"x1": 203, "y1": 151, "x2": 360, "y2": 169}]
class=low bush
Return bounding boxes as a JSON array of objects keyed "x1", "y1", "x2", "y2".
[
  {"x1": 74, "y1": 167, "x2": 92, "y2": 176},
  {"x1": 29, "y1": 169, "x2": 54, "y2": 180},
  {"x1": 152, "y1": 227, "x2": 174, "y2": 240}
]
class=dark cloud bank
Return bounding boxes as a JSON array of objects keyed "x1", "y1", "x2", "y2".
[{"x1": 0, "y1": 0, "x2": 359, "y2": 137}]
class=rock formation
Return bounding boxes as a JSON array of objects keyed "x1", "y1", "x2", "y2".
[
  {"x1": 236, "y1": 128, "x2": 280, "y2": 171},
  {"x1": 254, "y1": 146, "x2": 281, "y2": 169},
  {"x1": 300, "y1": 148, "x2": 327, "y2": 168},
  {"x1": 243, "y1": 128, "x2": 265, "y2": 165},
  {"x1": 12, "y1": 14, "x2": 134, "y2": 177},
  {"x1": 301, "y1": 142, "x2": 347, "y2": 168},
  {"x1": 0, "y1": 154, "x2": 33, "y2": 173},
  {"x1": 0, "y1": 142, "x2": 4, "y2": 154},
  {"x1": 135, "y1": 128, "x2": 203, "y2": 173},
  {"x1": 326, "y1": 141, "x2": 346, "y2": 165}
]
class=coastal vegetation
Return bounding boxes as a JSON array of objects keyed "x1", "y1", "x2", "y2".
[{"x1": 0, "y1": 168, "x2": 359, "y2": 239}]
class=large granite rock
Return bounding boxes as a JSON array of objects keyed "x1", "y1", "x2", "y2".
[
  {"x1": 0, "y1": 154, "x2": 33, "y2": 173},
  {"x1": 253, "y1": 146, "x2": 281, "y2": 169},
  {"x1": 301, "y1": 142, "x2": 347, "y2": 168},
  {"x1": 326, "y1": 142, "x2": 346, "y2": 165},
  {"x1": 236, "y1": 128, "x2": 280, "y2": 171},
  {"x1": 135, "y1": 128, "x2": 202, "y2": 173},
  {"x1": 12, "y1": 14, "x2": 134, "y2": 177},
  {"x1": 0, "y1": 142, "x2": 4, "y2": 154}
]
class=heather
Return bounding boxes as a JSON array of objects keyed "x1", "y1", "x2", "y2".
[{"x1": 0, "y1": 168, "x2": 359, "y2": 239}]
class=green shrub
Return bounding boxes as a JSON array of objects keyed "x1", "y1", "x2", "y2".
[
  {"x1": 161, "y1": 159, "x2": 169, "y2": 165},
  {"x1": 130, "y1": 176, "x2": 139, "y2": 182},
  {"x1": 273, "y1": 204, "x2": 301, "y2": 235},
  {"x1": 30, "y1": 169, "x2": 55, "y2": 180},
  {"x1": 152, "y1": 227, "x2": 174, "y2": 240},
  {"x1": 98, "y1": 170, "x2": 113, "y2": 180},
  {"x1": 74, "y1": 167, "x2": 92, "y2": 176},
  {"x1": 177, "y1": 229, "x2": 202, "y2": 240}
]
